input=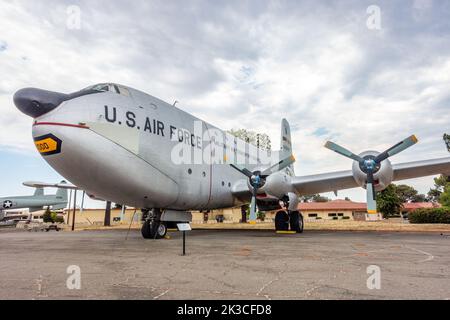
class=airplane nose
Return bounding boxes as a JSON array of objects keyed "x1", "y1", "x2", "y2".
[{"x1": 14, "y1": 88, "x2": 69, "y2": 118}]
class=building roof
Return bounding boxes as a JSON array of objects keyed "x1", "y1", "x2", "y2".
[
  {"x1": 298, "y1": 199, "x2": 439, "y2": 211},
  {"x1": 402, "y1": 202, "x2": 439, "y2": 210},
  {"x1": 298, "y1": 199, "x2": 366, "y2": 211}
]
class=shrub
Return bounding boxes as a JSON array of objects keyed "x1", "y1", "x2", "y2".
[
  {"x1": 332, "y1": 217, "x2": 338, "y2": 220},
  {"x1": 54, "y1": 215, "x2": 65, "y2": 223},
  {"x1": 42, "y1": 209, "x2": 53, "y2": 223},
  {"x1": 342, "y1": 216, "x2": 350, "y2": 220},
  {"x1": 257, "y1": 211, "x2": 266, "y2": 221},
  {"x1": 409, "y1": 208, "x2": 450, "y2": 224}
]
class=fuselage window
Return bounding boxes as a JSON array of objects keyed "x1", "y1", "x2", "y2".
[{"x1": 118, "y1": 86, "x2": 131, "y2": 97}]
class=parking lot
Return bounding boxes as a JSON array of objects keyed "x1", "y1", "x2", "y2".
[{"x1": 0, "y1": 228, "x2": 449, "y2": 299}]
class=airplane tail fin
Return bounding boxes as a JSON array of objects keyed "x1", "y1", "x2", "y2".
[
  {"x1": 280, "y1": 118, "x2": 295, "y2": 174},
  {"x1": 33, "y1": 188, "x2": 44, "y2": 196},
  {"x1": 55, "y1": 181, "x2": 68, "y2": 203}
]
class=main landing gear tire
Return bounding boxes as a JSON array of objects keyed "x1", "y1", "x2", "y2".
[
  {"x1": 289, "y1": 211, "x2": 304, "y2": 233},
  {"x1": 275, "y1": 210, "x2": 289, "y2": 231},
  {"x1": 141, "y1": 220, "x2": 167, "y2": 239}
]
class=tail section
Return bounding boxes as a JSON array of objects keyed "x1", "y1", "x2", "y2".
[
  {"x1": 33, "y1": 188, "x2": 44, "y2": 196},
  {"x1": 280, "y1": 118, "x2": 292, "y2": 155},
  {"x1": 55, "y1": 181, "x2": 68, "y2": 203},
  {"x1": 280, "y1": 119, "x2": 295, "y2": 175}
]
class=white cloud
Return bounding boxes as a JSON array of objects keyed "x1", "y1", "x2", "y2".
[{"x1": 1, "y1": 0, "x2": 450, "y2": 204}]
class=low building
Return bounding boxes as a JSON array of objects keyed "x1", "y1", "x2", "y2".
[
  {"x1": 193, "y1": 199, "x2": 440, "y2": 223},
  {"x1": 298, "y1": 199, "x2": 368, "y2": 221},
  {"x1": 51, "y1": 200, "x2": 439, "y2": 226}
]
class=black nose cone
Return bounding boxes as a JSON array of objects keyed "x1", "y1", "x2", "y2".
[{"x1": 14, "y1": 88, "x2": 69, "y2": 118}]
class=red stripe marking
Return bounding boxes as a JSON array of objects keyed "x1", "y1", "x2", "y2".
[{"x1": 33, "y1": 122, "x2": 89, "y2": 129}]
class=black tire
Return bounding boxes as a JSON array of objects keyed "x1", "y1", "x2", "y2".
[
  {"x1": 141, "y1": 220, "x2": 167, "y2": 239},
  {"x1": 289, "y1": 211, "x2": 304, "y2": 233},
  {"x1": 275, "y1": 211, "x2": 289, "y2": 231}
]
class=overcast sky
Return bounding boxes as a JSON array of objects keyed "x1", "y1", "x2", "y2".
[{"x1": 1, "y1": 0, "x2": 450, "y2": 208}]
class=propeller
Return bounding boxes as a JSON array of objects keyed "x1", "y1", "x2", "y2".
[
  {"x1": 230, "y1": 155, "x2": 296, "y2": 223},
  {"x1": 325, "y1": 135, "x2": 418, "y2": 214}
]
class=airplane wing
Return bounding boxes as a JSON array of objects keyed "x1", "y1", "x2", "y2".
[
  {"x1": 231, "y1": 157, "x2": 450, "y2": 198},
  {"x1": 291, "y1": 157, "x2": 450, "y2": 195},
  {"x1": 22, "y1": 181, "x2": 78, "y2": 190}
]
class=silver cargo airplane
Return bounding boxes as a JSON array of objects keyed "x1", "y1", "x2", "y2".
[{"x1": 13, "y1": 83, "x2": 450, "y2": 238}]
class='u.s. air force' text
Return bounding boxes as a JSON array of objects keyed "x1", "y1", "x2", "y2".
[{"x1": 104, "y1": 105, "x2": 202, "y2": 149}]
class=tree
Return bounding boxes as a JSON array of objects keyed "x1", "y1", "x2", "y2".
[
  {"x1": 427, "y1": 175, "x2": 450, "y2": 202},
  {"x1": 299, "y1": 195, "x2": 315, "y2": 203},
  {"x1": 312, "y1": 194, "x2": 329, "y2": 202},
  {"x1": 412, "y1": 194, "x2": 427, "y2": 202},
  {"x1": 439, "y1": 189, "x2": 450, "y2": 207},
  {"x1": 113, "y1": 203, "x2": 123, "y2": 209},
  {"x1": 299, "y1": 194, "x2": 329, "y2": 202},
  {"x1": 43, "y1": 207, "x2": 53, "y2": 223},
  {"x1": 377, "y1": 184, "x2": 403, "y2": 218},
  {"x1": 228, "y1": 129, "x2": 271, "y2": 151},
  {"x1": 395, "y1": 184, "x2": 426, "y2": 203}
]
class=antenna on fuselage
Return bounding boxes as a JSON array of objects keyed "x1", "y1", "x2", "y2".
[{"x1": 173, "y1": 100, "x2": 179, "y2": 107}]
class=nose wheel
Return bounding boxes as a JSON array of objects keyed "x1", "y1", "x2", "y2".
[{"x1": 141, "y1": 208, "x2": 167, "y2": 239}]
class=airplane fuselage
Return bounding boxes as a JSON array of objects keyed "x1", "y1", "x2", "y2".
[
  {"x1": 30, "y1": 84, "x2": 280, "y2": 210},
  {"x1": 0, "y1": 195, "x2": 66, "y2": 212}
]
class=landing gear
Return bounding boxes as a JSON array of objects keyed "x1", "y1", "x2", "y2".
[
  {"x1": 141, "y1": 208, "x2": 167, "y2": 239},
  {"x1": 276, "y1": 192, "x2": 304, "y2": 233},
  {"x1": 274, "y1": 210, "x2": 304, "y2": 233},
  {"x1": 275, "y1": 211, "x2": 289, "y2": 231},
  {"x1": 289, "y1": 211, "x2": 304, "y2": 233}
]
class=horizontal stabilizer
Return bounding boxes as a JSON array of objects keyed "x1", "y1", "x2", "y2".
[{"x1": 23, "y1": 181, "x2": 78, "y2": 190}]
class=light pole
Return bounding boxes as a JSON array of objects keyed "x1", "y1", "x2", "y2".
[
  {"x1": 71, "y1": 190, "x2": 77, "y2": 231},
  {"x1": 104, "y1": 201, "x2": 111, "y2": 226}
]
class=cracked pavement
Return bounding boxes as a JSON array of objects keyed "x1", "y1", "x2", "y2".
[{"x1": 0, "y1": 229, "x2": 449, "y2": 299}]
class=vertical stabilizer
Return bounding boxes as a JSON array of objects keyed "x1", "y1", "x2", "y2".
[
  {"x1": 56, "y1": 186, "x2": 68, "y2": 202},
  {"x1": 280, "y1": 118, "x2": 292, "y2": 155},
  {"x1": 33, "y1": 188, "x2": 44, "y2": 196},
  {"x1": 280, "y1": 118, "x2": 295, "y2": 174}
]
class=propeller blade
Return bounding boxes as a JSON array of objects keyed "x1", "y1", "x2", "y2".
[
  {"x1": 249, "y1": 194, "x2": 257, "y2": 223},
  {"x1": 324, "y1": 141, "x2": 364, "y2": 163},
  {"x1": 375, "y1": 135, "x2": 418, "y2": 163},
  {"x1": 230, "y1": 164, "x2": 253, "y2": 178},
  {"x1": 366, "y1": 182, "x2": 377, "y2": 214},
  {"x1": 260, "y1": 154, "x2": 296, "y2": 176}
]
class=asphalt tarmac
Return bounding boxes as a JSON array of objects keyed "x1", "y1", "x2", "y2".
[{"x1": 0, "y1": 229, "x2": 449, "y2": 299}]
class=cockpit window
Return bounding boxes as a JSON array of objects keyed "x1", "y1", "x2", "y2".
[
  {"x1": 92, "y1": 84, "x2": 110, "y2": 92},
  {"x1": 83, "y1": 83, "x2": 132, "y2": 97}
]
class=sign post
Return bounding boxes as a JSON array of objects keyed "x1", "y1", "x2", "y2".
[{"x1": 177, "y1": 223, "x2": 191, "y2": 256}]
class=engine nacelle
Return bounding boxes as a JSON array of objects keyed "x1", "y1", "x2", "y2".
[
  {"x1": 352, "y1": 151, "x2": 393, "y2": 191},
  {"x1": 262, "y1": 171, "x2": 293, "y2": 198}
]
